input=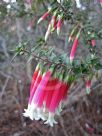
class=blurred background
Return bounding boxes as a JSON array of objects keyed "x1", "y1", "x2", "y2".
[{"x1": 0, "y1": 0, "x2": 102, "y2": 136}]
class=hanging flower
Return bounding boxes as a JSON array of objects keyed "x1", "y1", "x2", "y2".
[
  {"x1": 23, "y1": 66, "x2": 55, "y2": 121},
  {"x1": 85, "y1": 79, "x2": 91, "y2": 94},
  {"x1": 29, "y1": 63, "x2": 40, "y2": 92},
  {"x1": 37, "y1": 7, "x2": 52, "y2": 24},
  {"x1": 69, "y1": 29, "x2": 81, "y2": 63},
  {"x1": 91, "y1": 39, "x2": 96, "y2": 47},
  {"x1": 23, "y1": 63, "x2": 71, "y2": 126},
  {"x1": 45, "y1": 21, "x2": 52, "y2": 41},
  {"x1": 51, "y1": 10, "x2": 58, "y2": 28},
  {"x1": 57, "y1": 15, "x2": 63, "y2": 35},
  {"x1": 45, "y1": 73, "x2": 70, "y2": 126},
  {"x1": 23, "y1": 68, "x2": 42, "y2": 118},
  {"x1": 68, "y1": 25, "x2": 78, "y2": 43}
]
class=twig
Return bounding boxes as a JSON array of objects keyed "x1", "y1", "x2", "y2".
[
  {"x1": 0, "y1": 77, "x2": 10, "y2": 101},
  {"x1": 59, "y1": 117, "x2": 70, "y2": 136},
  {"x1": 22, "y1": 49, "x2": 68, "y2": 68}
]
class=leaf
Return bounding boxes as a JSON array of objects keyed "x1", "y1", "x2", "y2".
[{"x1": 95, "y1": 63, "x2": 102, "y2": 70}]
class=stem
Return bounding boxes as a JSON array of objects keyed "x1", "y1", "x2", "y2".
[{"x1": 22, "y1": 49, "x2": 67, "y2": 68}]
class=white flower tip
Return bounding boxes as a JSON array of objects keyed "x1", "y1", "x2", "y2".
[
  {"x1": 70, "y1": 57, "x2": 74, "y2": 64},
  {"x1": 57, "y1": 28, "x2": 60, "y2": 36},
  {"x1": 29, "y1": 111, "x2": 35, "y2": 120},
  {"x1": 44, "y1": 112, "x2": 58, "y2": 127},
  {"x1": 86, "y1": 88, "x2": 91, "y2": 94},
  {"x1": 44, "y1": 119, "x2": 58, "y2": 127},
  {"x1": 45, "y1": 32, "x2": 49, "y2": 41},
  {"x1": 23, "y1": 107, "x2": 31, "y2": 117},
  {"x1": 68, "y1": 37, "x2": 71, "y2": 43},
  {"x1": 23, "y1": 112, "x2": 29, "y2": 117},
  {"x1": 37, "y1": 18, "x2": 42, "y2": 24}
]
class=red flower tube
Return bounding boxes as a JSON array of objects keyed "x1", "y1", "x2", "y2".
[
  {"x1": 33, "y1": 67, "x2": 54, "y2": 108},
  {"x1": 51, "y1": 10, "x2": 57, "y2": 27},
  {"x1": 44, "y1": 78, "x2": 58, "y2": 109},
  {"x1": 49, "y1": 74, "x2": 63, "y2": 113},
  {"x1": 57, "y1": 15, "x2": 63, "y2": 35},
  {"x1": 85, "y1": 80, "x2": 91, "y2": 94},
  {"x1": 30, "y1": 63, "x2": 40, "y2": 92},
  {"x1": 91, "y1": 39, "x2": 96, "y2": 47},
  {"x1": 29, "y1": 70, "x2": 42, "y2": 104},
  {"x1": 37, "y1": 7, "x2": 52, "y2": 24},
  {"x1": 51, "y1": 20, "x2": 58, "y2": 32},
  {"x1": 36, "y1": 71, "x2": 52, "y2": 108},
  {"x1": 68, "y1": 25, "x2": 78, "y2": 42},
  {"x1": 70, "y1": 29, "x2": 81, "y2": 63}
]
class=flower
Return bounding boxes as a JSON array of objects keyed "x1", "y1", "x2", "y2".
[
  {"x1": 70, "y1": 29, "x2": 81, "y2": 63},
  {"x1": 51, "y1": 10, "x2": 57, "y2": 28},
  {"x1": 37, "y1": 7, "x2": 52, "y2": 24},
  {"x1": 91, "y1": 39, "x2": 96, "y2": 47},
  {"x1": 85, "y1": 80, "x2": 91, "y2": 94},
  {"x1": 45, "y1": 21, "x2": 52, "y2": 41},
  {"x1": 23, "y1": 64, "x2": 71, "y2": 126},
  {"x1": 57, "y1": 15, "x2": 63, "y2": 35},
  {"x1": 68, "y1": 25, "x2": 78, "y2": 43}
]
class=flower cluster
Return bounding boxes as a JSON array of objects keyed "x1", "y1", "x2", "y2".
[
  {"x1": 23, "y1": 63, "x2": 70, "y2": 126},
  {"x1": 23, "y1": 0, "x2": 100, "y2": 127},
  {"x1": 37, "y1": 7, "x2": 63, "y2": 41},
  {"x1": 68, "y1": 24, "x2": 96, "y2": 63}
]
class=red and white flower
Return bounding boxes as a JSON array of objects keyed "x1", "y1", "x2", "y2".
[
  {"x1": 23, "y1": 64, "x2": 70, "y2": 126},
  {"x1": 70, "y1": 29, "x2": 81, "y2": 63},
  {"x1": 37, "y1": 7, "x2": 52, "y2": 24},
  {"x1": 85, "y1": 79, "x2": 91, "y2": 94}
]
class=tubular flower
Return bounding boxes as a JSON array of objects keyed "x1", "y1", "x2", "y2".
[
  {"x1": 45, "y1": 11, "x2": 58, "y2": 40},
  {"x1": 57, "y1": 15, "x2": 63, "y2": 35},
  {"x1": 51, "y1": 20, "x2": 58, "y2": 32},
  {"x1": 91, "y1": 39, "x2": 96, "y2": 47},
  {"x1": 37, "y1": 7, "x2": 52, "y2": 24},
  {"x1": 69, "y1": 29, "x2": 81, "y2": 63},
  {"x1": 45, "y1": 21, "x2": 52, "y2": 41},
  {"x1": 68, "y1": 25, "x2": 78, "y2": 43},
  {"x1": 23, "y1": 64, "x2": 71, "y2": 127},
  {"x1": 51, "y1": 11, "x2": 57, "y2": 27},
  {"x1": 23, "y1": 69, "x2": 42, "y2": 118},
  {"x1": 85, "y1": 80, "x2": 91, "y2": 94},
  {"x1": 45, "y1": 74, "x2": 70, "y2": 126},
  {"x1": 37, "y1": 6, "x2": 64, "y2": 40},
  {"x1": 30, "y1": 63, "x2": 40, "y2": 92}
]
